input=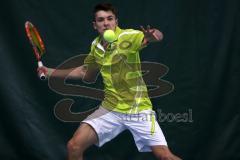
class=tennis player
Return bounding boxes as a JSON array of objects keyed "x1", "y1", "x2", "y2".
[{"x1": 39, "y1": 3, "x2": 181, "y2": 160}]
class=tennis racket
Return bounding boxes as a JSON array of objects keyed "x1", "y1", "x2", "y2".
[{"x1": 25, "y1": 21, "x2": 46, "y2": 80}]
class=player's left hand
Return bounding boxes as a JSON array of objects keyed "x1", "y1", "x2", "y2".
[{"x1": 140, "y1": 25, "x2": 163, "y2": 43}]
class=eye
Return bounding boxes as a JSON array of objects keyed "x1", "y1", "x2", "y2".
[
  {"x1": 107, "y1": 17, "x2": 114, "y2": 21},
  {"x1": 96, "y1": 18, "x2": 104, "y2": 22}
]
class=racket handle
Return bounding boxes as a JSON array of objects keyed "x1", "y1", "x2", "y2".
[{"x1": 38, "y1": 61, "x2": 46, "y2": 80}]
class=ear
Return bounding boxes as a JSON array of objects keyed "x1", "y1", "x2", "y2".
[
  {"x1": 93, "y1": 21, "x2": 97, "y2": 30},
  {"x1": 116, "y1": 19, "x2": 118, "y2": 26}
]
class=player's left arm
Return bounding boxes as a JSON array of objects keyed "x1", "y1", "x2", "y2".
[{"x1": 140, "y1": 25, "x2": 163, "y2": 46}]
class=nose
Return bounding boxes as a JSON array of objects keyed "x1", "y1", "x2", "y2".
[{"x1": 103, "y1": 19, "x2": 109, "y2": 27}]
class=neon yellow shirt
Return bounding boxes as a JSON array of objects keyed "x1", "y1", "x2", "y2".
[{"x1": 84, "y1": 26, "x2": 152, "y2": 113}]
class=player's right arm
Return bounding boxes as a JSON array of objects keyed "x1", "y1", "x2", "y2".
[
  {"x1": 38, "y1": 65, "x2": 98, "y2": 82},
  {"x1": 40, "y1": 39, "x2": 99, "y2": 81}
]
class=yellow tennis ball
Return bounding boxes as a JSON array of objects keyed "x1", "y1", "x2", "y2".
[{"x1": 103, "y1": 30, "x2": 116, "y2": 43}]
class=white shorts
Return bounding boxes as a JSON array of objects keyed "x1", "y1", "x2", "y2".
[{"x1": 82, "y1": 107, "x2": 168, "y2": 152}]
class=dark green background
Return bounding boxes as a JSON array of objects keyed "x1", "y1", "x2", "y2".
[{"x1": 1, "y1": 0, "x2": 239, "y2": 159}]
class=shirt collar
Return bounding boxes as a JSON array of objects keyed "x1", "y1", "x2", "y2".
[{"x1": 95, "y1": 26, "x2": 122, "y2": 52}]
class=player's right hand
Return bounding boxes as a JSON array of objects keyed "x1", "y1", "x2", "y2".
[{"x1": 37, "y1": 66, "x2": 48, "y2": 79}]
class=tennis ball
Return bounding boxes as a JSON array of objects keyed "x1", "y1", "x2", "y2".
[{"x1": 103, "y1": 30, "x2": 116, "y2": 43}]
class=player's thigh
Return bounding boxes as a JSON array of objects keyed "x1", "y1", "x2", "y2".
[
  {"x1": 69, "y1": 123, "x2": 98, "y2": 150},
  {"x1": 151, "y1": 145, "x2": 171, "y2": 156}
]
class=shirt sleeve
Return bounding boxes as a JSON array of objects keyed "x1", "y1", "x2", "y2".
[
  {"x1": 121, "y1": 29, "x2": 145, "y2": 51},
  {"x1": 132, "y1": 30, "x2": 145, "y2": 51},
  {"x1": 83, "y1": 44, "x2": 99, "y2": 70}
]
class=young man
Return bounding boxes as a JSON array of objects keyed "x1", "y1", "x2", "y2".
[{"x1": 39, "y1": 3, "x2": 181, "y2": 160}]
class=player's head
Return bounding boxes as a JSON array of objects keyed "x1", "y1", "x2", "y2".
[{"x1": 93, "y1": 3, "x2": 118, "y2": 35}]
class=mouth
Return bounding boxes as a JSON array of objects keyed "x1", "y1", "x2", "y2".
[{"x1": 104, "y1": 27, "x2": 113, "y2": 30}]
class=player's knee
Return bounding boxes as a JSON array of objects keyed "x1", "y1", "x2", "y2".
[
  {"x1": 67, "y1": 138, "x2": 84, "y2": 153},
  {"x1": 154, "y1": 153, "x2": 167, "y2": 160}
]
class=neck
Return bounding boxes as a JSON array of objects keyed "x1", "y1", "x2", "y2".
[{"x1": 101, "y1": 39, "x2": 109, "y2": 49}]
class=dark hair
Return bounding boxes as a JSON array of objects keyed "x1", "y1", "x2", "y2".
[{"x1": 93, "y1": 3, "x2": 117, "y2": 19}]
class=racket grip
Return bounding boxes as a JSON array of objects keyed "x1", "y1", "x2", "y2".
[{"x1": 38, "y1": 61, "x2": 46, "y2": 80}]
